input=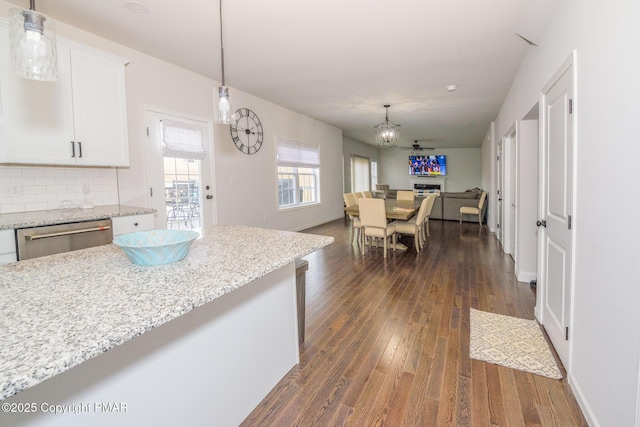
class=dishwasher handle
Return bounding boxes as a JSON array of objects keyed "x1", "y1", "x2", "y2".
[{"x1": 25, "y1": 225, "x2": 112, "y2": 241}]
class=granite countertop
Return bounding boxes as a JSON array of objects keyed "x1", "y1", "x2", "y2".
[
  {"x1": 0, "y1": 225, "x2": 333, "y2": 401},
  {"x1": 0, "y1": 205, "x2": 156, "y2": 230}
]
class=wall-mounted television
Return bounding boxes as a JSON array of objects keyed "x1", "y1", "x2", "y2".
[{"x1": 409, "y1": 155, "x2": 447, "y2": 176}]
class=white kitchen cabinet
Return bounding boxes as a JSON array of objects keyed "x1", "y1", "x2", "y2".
[
  {"x1": 112, "y1": 214, "x2": 155, "y2": 236},
  {"x1": 0, "y1": 24, "x2": 129, "y2": 167},
  {"x1": 0, "y1": 229, "x2": 16, "y2": 265}
]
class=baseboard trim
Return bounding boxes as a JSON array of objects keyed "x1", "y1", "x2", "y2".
[
  {"x1": 517, "y1": 271, "x2": 537, "y2": 284},
  {"x1": 294, "y1": 215, "x2": 345, "y2": 232},
  {"x1": 568, "y1": 373, "x2": 599, "y2": 427}
]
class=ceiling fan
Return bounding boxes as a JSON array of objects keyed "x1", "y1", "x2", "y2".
[{"x1": 398, "y1": 140, "x2": 435, "y2": 152}]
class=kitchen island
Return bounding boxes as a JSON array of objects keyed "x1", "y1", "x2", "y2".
[{"x1": 0, "y1": 225, "x2": 332, "y2": 426}]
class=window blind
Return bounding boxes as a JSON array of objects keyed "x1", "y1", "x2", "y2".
[
  {"x1": 161, "y1": 119, "x2": 206, "y2": 160},
  {"x1": 277, "y1": 138, "x2": 319, "y2": 167},
  {"x1": 351, "y1": 155, "x2": 370, "y2": 192}
]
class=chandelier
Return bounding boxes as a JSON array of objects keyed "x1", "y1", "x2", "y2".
[{"x1": 374, "y1": 104, "x2": 400, "y2": 148}]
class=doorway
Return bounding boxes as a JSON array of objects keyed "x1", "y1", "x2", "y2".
[
  {"x1": 508, "y1": 129, "x2": 517, "y2": 259},
  {"x1": 145, "y1": 109, "x2": 217, "y2": 232}
]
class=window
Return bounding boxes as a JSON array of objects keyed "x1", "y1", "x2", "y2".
[
  {"x1": 277, "y1": 138, "x2": 320, "y2": 209},
  {"x1": 351, "y1": 155, "x2": 370, "y2": 192}
]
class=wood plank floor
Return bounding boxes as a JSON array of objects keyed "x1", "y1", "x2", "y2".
[{"x1": 241, "y1": 218, "x2": 588, "y2": 426}]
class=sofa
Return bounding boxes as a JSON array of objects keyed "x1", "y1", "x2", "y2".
[
  {"x1": 374, "y1": 184, "x2": 411, "y2": 199},
  {"x1": 430, "y1": 188, "x2": 488, "y2": 223}
]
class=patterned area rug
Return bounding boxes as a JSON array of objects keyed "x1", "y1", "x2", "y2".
[{"x1": 470, "y1": 308, "x2": 562, "y2": 379}]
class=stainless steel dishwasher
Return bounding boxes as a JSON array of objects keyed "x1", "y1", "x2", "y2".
[{"x1": 16, "y1": 219, "x2": 113, "y2": 260}]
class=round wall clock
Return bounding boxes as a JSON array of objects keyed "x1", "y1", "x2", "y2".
[{"x1": 230, "y1": 108, "x2": 264, "y2": 155}]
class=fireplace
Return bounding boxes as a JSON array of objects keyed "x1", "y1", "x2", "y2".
[
  {"x1": 414, "y1": 183, "x2": 441, "y2": 191},
  {"x1": 410, "y1": 177, "x2": 446, "y2": 193}
]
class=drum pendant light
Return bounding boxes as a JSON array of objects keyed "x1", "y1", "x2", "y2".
[
  {"x1": 8, "y1": 0, "x2": 58, "y2": 81},
  {"x1": 214, "y1": 0, "x2": 233, "y2": 124}
]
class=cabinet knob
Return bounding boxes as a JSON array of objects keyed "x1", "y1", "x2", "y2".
[{"x1": 134, "y1": 222, "x2": 139, "y2": 226}]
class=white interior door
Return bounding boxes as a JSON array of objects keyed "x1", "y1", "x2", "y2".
[
  {"x1": 146, "y1": 109, "x2": 217, "y2": 232},
  {"x1": 496, "y1": 141, "x2": 503, "y2": 246},
  {"x1": 539, "y1": 60, "x2": 574, "y2": 367},
  {"x1": 509, "y1": 135, "x2": 517, "y2": 258}
]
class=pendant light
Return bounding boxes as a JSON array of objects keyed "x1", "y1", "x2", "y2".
[
  {"x1": 8, "y1": 0, "x2": 58, "y2": 81},
  {"x1": 374, "y1": 105, "x2": 400, "y2": 148},
  {"x1": 214, "y1": 0, "x2": 233, "y2": 124}
]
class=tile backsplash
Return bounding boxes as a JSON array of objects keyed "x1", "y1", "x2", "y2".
[{"x1": 0, "y1": 165, "x2": 119, "y2": 214}]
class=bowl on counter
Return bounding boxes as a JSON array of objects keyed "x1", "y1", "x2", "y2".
[{"x1": 113, "y1": 230, "x2": 199, "y2": 266}]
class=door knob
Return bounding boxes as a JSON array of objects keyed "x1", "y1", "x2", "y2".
[{"x1": 536, "y1": 220, "x2": 547, "y2": 227}]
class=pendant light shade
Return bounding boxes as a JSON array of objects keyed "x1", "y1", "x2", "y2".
[
  {"x1": 8, "y1": 1, "x2": 58, "y2": 81},
  {"x1": 374, "y1": 105, "x2": 400, "y2": 148},
  {"x1": 214, "y1": 0, "x2": 232, "y2": 124}
]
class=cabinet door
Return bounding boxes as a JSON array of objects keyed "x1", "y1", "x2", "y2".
[
  {"x1": 0, "y1": 27, "x2": 76, "y2": 165},
  {"x1": 0, "y1": 229, "x2": 17, "y2": 264},
  {"x1": 70, "y1": 47, "x2": 129, "y2": 167}
]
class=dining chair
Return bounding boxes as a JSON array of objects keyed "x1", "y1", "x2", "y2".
[
  {"x1": 343, "y1": 193, "x2": 362, "y2": 245},
  {"x1": 459, "y1": 191, "x2": 487, "y2": 226},
  {"x1": 358, "y1": 198, "x2": 396, "y2": 258},
  {"x1": 354, "y1": 192, "x2": 365, "y2": 203},
  {"x1": 397, "y1": 190, "x2": 415, "y2": 201},
  {"x1": 374, "y1": 184, "x2": 389, "y2": 199},
  {"x1": 422, "y1": 193, "x2": 438, "y2": 239},
  {"x1": 390, "y1": 196, "x2": 429, "y2": 253},
  {"x1": 362, "y1": 191, "x2": 373, "y2": 198}
]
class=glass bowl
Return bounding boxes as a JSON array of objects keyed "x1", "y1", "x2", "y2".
[{"x1": 113, "y1": 230, "x2": 198, "y2": 266}]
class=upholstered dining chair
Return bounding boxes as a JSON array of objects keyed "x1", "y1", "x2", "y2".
[
  {"x1": 358, "y1": 198, "x2": 396, "y2": 258},
  {"x1": 362, "y1": 191, "x2": 373, "y2": 198},
  {"x1": 459, "y1": 191, "x2": 487, "y2": 226},
  {"x1": 374, "y1": 184, "x2": 390, "y2": 199},
  {"x1": 390, "y1": 195, "x2": 430, "y2": 253},
  {"x1": 354, "y1": 192, "x2": 365, "y2": 203},
  {"x1": 397, "y1": 190, "x2": 415, "y2": 201},
  {"x1": 343, "y1": 193, "x2": 362, "y2": 245},
  {"x1": 422, "y1": 193, "x2": 438, "y2": 239}
]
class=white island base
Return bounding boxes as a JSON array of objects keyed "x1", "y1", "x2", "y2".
[{"x1": 1, "y1": 263, "x2": 298, "y2": 427}]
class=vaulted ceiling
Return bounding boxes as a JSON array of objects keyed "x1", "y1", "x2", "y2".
[{"x1": 7, "y1": 0, "x2": 555, "y2": 148}]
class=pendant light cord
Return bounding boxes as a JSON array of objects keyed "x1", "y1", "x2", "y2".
[
  {"x1": 219, "y1": 0, "x2": 226, "y2": 86},
  {"x1": 29, "y1": 0, "x2": 35, "y2": 11}
]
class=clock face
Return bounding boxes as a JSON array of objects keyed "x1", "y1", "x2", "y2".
[{"x1": 230, "y1": 108, "x2": 264, "y2": 155}]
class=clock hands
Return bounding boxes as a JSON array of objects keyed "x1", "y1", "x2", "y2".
[{"x1": 237, "y1": 126, "x2": 256, "y2": 135}]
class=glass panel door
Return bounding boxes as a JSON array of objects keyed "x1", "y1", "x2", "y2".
[{"x1": 146, "y1": 109, "x2": 217, "y2": 233}]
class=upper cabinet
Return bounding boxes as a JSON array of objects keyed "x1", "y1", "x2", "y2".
[{"x1": 0, "y1": 24, "x2": 130, "y2": 167}]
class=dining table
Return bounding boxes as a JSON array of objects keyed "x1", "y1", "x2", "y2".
[
  {"x1": 344, "y1": 198, "x2": 420, "y2": 220},
  {"x1": 344, "y1": 198, "x2": 421, "y2": 252}
]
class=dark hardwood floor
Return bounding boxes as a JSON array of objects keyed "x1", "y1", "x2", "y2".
[{"x1": 241, "y1": 218, "x2": 587, "y2": 426}]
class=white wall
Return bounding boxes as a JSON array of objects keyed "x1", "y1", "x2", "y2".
[
  {"x1": 488, "y1": 1, "x2": 640, "y2": 425},
  {"x1": 342, "y1": 137, "x2": 380, "y2": 193},
  {"x1": 213, "y1": 92, "x2": 344, "y2": 231},
  {"x1": 380, "y1": 148, "x2": 482, "y2": 193},
  {"x1": 0, "y1": 1, "x2": 343, "y2": 232}
]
